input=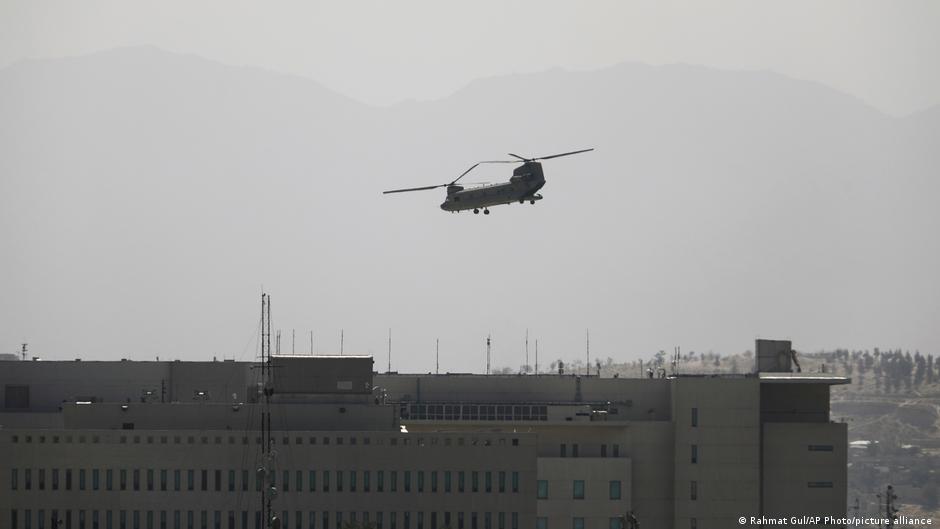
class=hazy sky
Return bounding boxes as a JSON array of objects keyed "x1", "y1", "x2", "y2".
[{"x1": 1, "y1": 0, "x2": 939, "y2": 115}]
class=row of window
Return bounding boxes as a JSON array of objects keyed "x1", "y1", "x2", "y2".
[
  {"x1": 537, "y1": 517, "x2": 628, "y2": 529},
  {"x1": 9, "y1": 510, "x2": 521, "y2": 529},
  {"x1": 535, "y1": 480, "x2": 622, "y2": 500},
  {"x1": 401, "y1": 404, "x2": 549, "y2": 421},
  {"x1": 685, "y1": 480, "x2": 835, "y2": 500},
  {"x1": 10, "y1": 469, "x2": 521, "y2": 494},
  {"x1": 10, "y1": 434, "x2": 520, "y2": 448},
  {"x1": 558, "y1": 444, "x2": 620, "y2": 458}
]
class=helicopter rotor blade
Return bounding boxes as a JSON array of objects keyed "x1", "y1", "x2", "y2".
[
  {"x1": 529, "y1": 148, "x2": 594, "y2": 161},
  {"x1": 449, "y1": 160, "x2": 516, "y2": 185},
  {"x1": 507, "y1": 153, "x2": 529, "y2": 162},
  {"x1": 383, "y1": 184, "x2": 447, "y2": 194}
]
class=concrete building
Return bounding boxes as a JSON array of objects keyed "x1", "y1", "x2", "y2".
[{"x1": 0, "y1": 341, "x2": 848, "y2": 529}]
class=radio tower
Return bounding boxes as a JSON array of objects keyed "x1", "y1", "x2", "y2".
[{"x1": 259, "y1": 294, "x2": 278, "y2": 528}]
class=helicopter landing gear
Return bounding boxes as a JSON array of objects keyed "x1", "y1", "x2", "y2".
[
  {"x1": 483, "y1": 209, "x2": 490, "y2": 215},
  {"x1": 473, "y1": 209, "x2": 480, "y2": 214},
  {"x1": 529, "y1": 200, "x2": 536, "y2": 205}
]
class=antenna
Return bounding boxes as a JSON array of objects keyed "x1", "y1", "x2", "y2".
[
  {"x1": 535, "y1": 339, "x2": 539, "y2": 376},
  {"x1": 436, "y1": 339, "x2": 439, "y2": 375},
  {"x1": 21, "y1": 343, "x2": 27, "y2": 361},
  {"x1": 275, "y1": 330, "x2": 281, "y2": 356},
  {"x1": 309, "y1": 331, "x2": 313, "y2": 356},
  {"x1": 525, "y1": 329, "x2": 529, "y2": 374},
  {"x1": 586, "y1": 329, "x2": 590, "y2": 376},
  {"x1": 340, "y1": 329, "x2": 344, "y2": 355},
  {"x1": 292, "y1": 329, "x2": 295, "y2": 356},
  {"x1": 486, "y1": 335, "x2": 492, "y2": 375},
  {"x1": 259, "y1": 293, "x2": 277, "y2": 527},
  {"x1": 387, "y1": 328, "x2": 392, "y2": 373}
]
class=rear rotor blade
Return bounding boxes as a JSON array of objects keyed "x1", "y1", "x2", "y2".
[{"x1": 531, "y1": 148, "x2": 594, "y2": 161}]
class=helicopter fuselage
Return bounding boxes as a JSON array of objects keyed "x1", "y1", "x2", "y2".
[{"x1": 440, "y1": 161, "x2": 545, "y2": 212}]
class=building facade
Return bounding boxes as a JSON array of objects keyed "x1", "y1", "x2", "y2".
[{"x1": 1, "y1": 342, "x2": 848, "y2": 529}]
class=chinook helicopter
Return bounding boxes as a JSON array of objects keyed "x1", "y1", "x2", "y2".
[{"x1": 383, "y1": 148, "x2": 594, "y2": 214}]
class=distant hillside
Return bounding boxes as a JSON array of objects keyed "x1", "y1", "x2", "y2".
[{"x1": 0, "y1": 47, "x2": 937, "y2": 371}]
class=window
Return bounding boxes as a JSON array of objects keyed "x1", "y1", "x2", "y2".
[
  {"x1": 690, "y1": 518, "x2": 697, "y2": 529},
  {"x1": 808, "y1": 445, "x2": 834, "y2": 452},
  {"x1": 609, "y1": 481, "x2": 621, "y2": 500},
  {"x1": 147, "y1": 469, "x2": 154, "y2": 491},
  {"x1": 107, "y1": 469, "x2": 113, "y2": 491},
  {"x1": 691, "y1": 408, "x2": 698, "y2": 427},
  {"x1": 458, "y1": 471, "x2": 465, "y2": 493},
  {"x1": 201, "y1": 470, "x2": 207, "y2": 491},
  {"x1": 390, "y1": 471, "x2": 397, "y2": 492},
  {"x1": 94, "y1": 469, "x2": 100, "y2": 491},
  {"x1": 417, "y1": 471, "x2": 424, "y2": 492},
  {"x1": 282, "y1": 471, "x2": 289, "y2": 492},
  {"x1": 572, "y1": 444, "x2": 579, "y2": 458},
  {"x1": 572, "y1": 518, "x2": 584, "y2": 529},
  {"x1": 485, "y1": 472, "x2": 492, "y2": 493},
  {"x1": 350, "y1": 471, "x2": 357, "y2": 492},
  {"x1": 573, "y1": 480, "x2": 585, "y2": 499},
  {"x1": 613, "y1": 444, "x2": 620, "y2": 458},
  {"x1": 511, "y1": 472, "x2": 519, "y2": 493},
  {"x1": 444, "y1": 471, "x2": 451, "y2": 493},
  {"x1": 363, "y1": 471, "x2": 370, "y2": 492},
  {"x1": 498, "y1": 471, "x2": 505, "y2": 493},
  {"x1": 296, "y1": 471, "x2": 302, "y2": 493},
  {"x1": 403, "y1": 471, "x2": 410, "y2": 492},
  {"x1": 471, "y1": 472, "x2": 478, "y2": 492},
  {"x1": 560, "y1": 444, "x2": 567, "y2": 457},
  {"x1": 608, "y1": 519, "x2": 623, "y2": 529},
  {"x1": 536, "y1": 480, "x2": 548, "y2": 499},
  {"x1": 187, "y1": 470, "x2": 194, "y2": 491},
  {"x1": 336, "y1": 471, "x2": 342, "y2": 492},
  {"x1": 536, "y1": 519, "x2": 547, "y2": 529},
  {"x1": 323, "y1": 471, "x2": 330, "y2": 492},
  {"x1": 691, "y1": 444, "x2": 698, "y2": 464},
  {"x1": 230, "y1": 471, "x2": 237, "y2": 492},
  {"x1": 690, "y1": 481, "x2": 698, "y2": 500},
  {"x1": 430, "y1": 471, "x2": 437, "y2": 493},
  {"x1": 601, "y1": 444, "x2": 607, "y2": 458},
  {"x1": 807, "y1": 482, "x2": 834, "y2": 488}
]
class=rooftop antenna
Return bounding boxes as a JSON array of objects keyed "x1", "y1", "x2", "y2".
[
  {"x1": 436, "y1": 338, "x2": 440, "y2": 375},
  {"x1": 486, "y1": 334, "x2": 492, "y2": 375},
  {"x1": 535, "y1": 339, "x2": 539, "y2": 376},
  {"x1": 21, "y1": 342, "x2": 27, "y2": 361},
  {"x1": 309, "y1": 331, "x2": 314, "y2": 356},
  {"x1": 275, "y1": 330, "x2": 281, "y2": 356},
  {"x1": 525, "y1": 329, "x2": 529, "y2": 374},
  {"x1": 259, "y1": 293, "x2": 277, "y2": 527},
  {"x1": 292, "y1": 329, "x2": 295, "y2": 356},
  {"x1": 340, "y1": 329, "x2": 344, "y2": 355},
  {"x1": 387, "y1": 328, "x2": 392, "y2": 373},
  {"x1": 586, "y1": 329, "x2": 590, "y2": 376}
]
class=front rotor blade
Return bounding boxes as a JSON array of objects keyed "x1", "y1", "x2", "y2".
[
  {"x1": 532, "y1": 148, "x2": 594, "y2": 161},
  {"x1": 507, "y1": 153, "x2": 529, "y2": 161},
  {"x1": 383, "y1": 184, "x2": 446, "y2": 194},
  {"x1": 449, "y1": 160, "x2": 516, "y2": 185}
]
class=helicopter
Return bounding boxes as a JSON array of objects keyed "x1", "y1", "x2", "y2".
[{"x1": 383, "y1": 148, "x2": 594, "y2": 214}]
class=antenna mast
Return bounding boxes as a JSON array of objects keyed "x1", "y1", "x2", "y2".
[
  {"x1": 310, "y1": 331, "x2": 313, "y2": 355},
  {"x1": 21, "y1": 342, "x2": 27, "y2": 361},
  {"x1": 535, "y1": 339, "x2": 539, "y2": 376},
  {"x1": 340, "y1": 329, "x2": 344, "y2": 355},
  {"x1": 436, "y1": 339, "x2": 439, "y2": 375},
  {"x1": 387, "y1": 328, "x2": 392, "y2": 373},
  {"x1": 525, "y1": 330, "x2": 529, "y2": 374},
  {"x1": 586, "y1": 329, "x2": 590, "y2": 376},
  {"x1": 292, "y1": 329, "x2": 295, "y2": 356},
  {"x1": 486, "y1": 335, "x2": 492, "y2": 375},
  {"x1": 259, "y1": 293, "x2": 277, "y2": 528}
]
